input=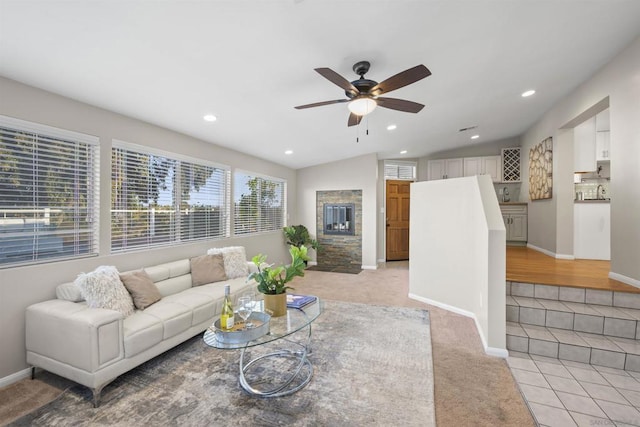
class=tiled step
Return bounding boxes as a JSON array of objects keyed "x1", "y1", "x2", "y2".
[
  {"x1": 506, "y1": 281, "x2": 640, "y2": 372},
  {"x1": 506, "y1": 322, "x2": 640, "y2": 372}
]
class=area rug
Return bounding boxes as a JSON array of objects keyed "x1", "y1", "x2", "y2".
[{"x1": 11, "y1": 301, "x2": 434, "y2": 426}]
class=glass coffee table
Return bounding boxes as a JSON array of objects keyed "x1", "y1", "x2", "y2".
[{"x1": 203, "y1": 296, "x2": 323, "y2": 397}]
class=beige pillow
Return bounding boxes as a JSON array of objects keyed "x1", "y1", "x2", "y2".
[
  {"x1": 190, "y1": 253, "x2": 227, "y2": 286},
  {"x1": 120, "y1": 270, "x2": 162, "y2": 310}
]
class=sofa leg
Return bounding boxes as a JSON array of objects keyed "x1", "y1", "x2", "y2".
[
  {"x1": 31, "y1": 366, "x2": 36, "y2": 380},
  {"x1": 92, "y1": 385, "x2": 105, "y2": 408}
]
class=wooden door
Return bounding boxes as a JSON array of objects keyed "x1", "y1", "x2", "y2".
[{"x1": 386, "y1": 180, "x2": 411, "y2": 260}]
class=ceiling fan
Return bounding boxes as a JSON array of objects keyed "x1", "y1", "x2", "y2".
[{"x1": 294, "y1": 61, "x2": 431, "y2": 127}]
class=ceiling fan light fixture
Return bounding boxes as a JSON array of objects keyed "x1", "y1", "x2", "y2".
[{"x1": 348, "y1": 97, "x2": 377, "y2": 116}]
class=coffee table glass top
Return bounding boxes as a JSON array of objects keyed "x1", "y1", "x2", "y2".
[{"x1": 203, "y1": 296, "x2": 323, "y2": 349}]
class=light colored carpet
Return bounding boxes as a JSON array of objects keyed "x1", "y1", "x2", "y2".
[
  {"x1": 293, "y1": 267, "x2": 535, "y2": 426},
  {"x1": 9, "y1": 301, "x2": 435, "y2": 426},
  {"x1": 0, "y1": 379, "x2": 63, "y2": 426}
]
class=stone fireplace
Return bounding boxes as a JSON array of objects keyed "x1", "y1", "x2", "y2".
[{"x1": 316, "y1": 190, "x2": 362, "y2": 272}]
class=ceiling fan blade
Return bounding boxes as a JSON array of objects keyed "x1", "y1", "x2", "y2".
[
  {"x1": 376, "y1": 97, "x2": 425, "y2": 113},
  {"x1": 294, "y1": 99, "x2": 349, "y2": 109},
  {"x1": 315, "y1": 68, "x2": 359, "y2": 96},
  {"x1": 370, "y1": 65, "x2": 431, "y2": 95},
  {"x1": 347, "y1": 113, "x2": 363, "y2": 127}
]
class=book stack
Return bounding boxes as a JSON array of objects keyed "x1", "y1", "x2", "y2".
[{"x1": 286, "y1": 294, "x2": 317, "y2": 309}]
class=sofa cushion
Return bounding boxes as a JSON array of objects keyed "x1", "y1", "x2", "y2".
[
  {"x1": 123, "y1": 312, "x2": 164, "y2": 357},
  {"x1": 163, "y1": 292, "x2": 217, "y2": 326},
  {"x1": 56, "y1": 282, "x2": 84, "y2": 302},
  {"x1": 120, "y1": 270, "x2": 162, "y2": 310},
  {"x1": 190, "y1": 254, "x2": 227, "y2": 286},
  {"x1": 142, "y1": 301, "x2": 193, "y2": 339},
  {"x1": 208, "y1": 246, "x2": 248, "y2": 279},
  {"x1": 75, "y1": 266, "x2": 134, "y2": 316}
]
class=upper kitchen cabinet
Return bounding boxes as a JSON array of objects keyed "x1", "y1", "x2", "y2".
[
  {"x1": 596, "y1": 109, "x2": 611, "y2": 161},
  {"x1": 427, "y1": 158, "x2": 463, "y2": 180},
  {"x1": 501, "y1": 148, "x2": 521, "y2": 182},
  {"x1": 574, "y1": 116, "x2": 597, "y2": 172},
  {"x1": 463, "y1": 156, "x2": 501, "y2": 182}
]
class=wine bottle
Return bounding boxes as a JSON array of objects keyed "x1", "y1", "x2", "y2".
[{"x1": 220, "y1": 284, "x2": 235, "y2": 330}]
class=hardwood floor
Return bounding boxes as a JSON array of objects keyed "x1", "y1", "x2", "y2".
[{"x1": 506, "y1": 246, "x2": 640, "y2": 293}]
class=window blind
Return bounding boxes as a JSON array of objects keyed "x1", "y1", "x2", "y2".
[
  {"x1": 234, "y1": 172, "x2": 286, "y2": 235},
  {"x1": 384, "y1": 160, "x2": 417, "y2": 180},
  {"x1": 111, "y1": 141, "x2": 230, "y2": 252},
  {"x1": 0, "y1": 116, "x2": 100, "y2": 267}
]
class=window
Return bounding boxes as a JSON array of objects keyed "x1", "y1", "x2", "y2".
[
  {"x1": 111, "y1": 141, "x2": 230, "y2": 252},
  {"x1": 0, "y1": 116, "x2": 99, "y2": 267},
  {"x1": 384, "y1": 160, "x2": 417, "y2": 180},
  {"x1": 234, "y1": 171, "x2": 286, "y2": 235}
]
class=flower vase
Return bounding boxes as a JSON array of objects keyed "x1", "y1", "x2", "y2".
[{"x1": 263, "y1": 293, "x2": 287, "y2": 317}]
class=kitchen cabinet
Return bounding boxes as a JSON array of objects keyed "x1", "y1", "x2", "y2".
[
  {"x1": 500, "y1": 204, "x2": 527, "y2": 243},
  {"x1": 596, "y1": 131, "x2": 610, "y2": 161},
  {"x1": 427, "y1": 158, "x2": 463, "y2": 180},
  {"x1": 574, "y1": 116, "x2": 597, "y2": 172},
  {"x1": 463, "y1": 156, "x2": 501, "y2": 182},
  {"x1": 574, "y1": 202, "x2": 610, "y2": 260}
]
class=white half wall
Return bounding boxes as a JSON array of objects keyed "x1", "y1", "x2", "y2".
[{"x1": 409, "y1": 175, "x2": 506, "y2": 355}]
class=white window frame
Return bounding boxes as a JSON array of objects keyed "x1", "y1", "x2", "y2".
[
  {"x1": 111, "y1": 140, "x2": 230, "y2": 253},
  {"x1": 384, "y1": 160, "x2": 417, "y2": 180},
  {"x1": 233, "y1": 170, "x2": 287, "y2": 236},
  {"x1": 0, "y1": 115, "x2": 100, "y2": 268}
]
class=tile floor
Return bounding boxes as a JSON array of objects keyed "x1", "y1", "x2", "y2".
[{"x1": 509, "y1": 351, "x2": 640, "y2": 426}]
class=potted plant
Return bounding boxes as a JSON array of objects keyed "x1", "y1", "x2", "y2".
[
  {"x1": 248, "y1": 245, "x2": 309, "y2": 316},
  {"x1": 283, "y1": 225, "x2": 319, "y2": 251}
]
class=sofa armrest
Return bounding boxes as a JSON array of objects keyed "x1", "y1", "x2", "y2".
[{"x1": 26, "y1": 300, "x2": 124, "y2": 373}]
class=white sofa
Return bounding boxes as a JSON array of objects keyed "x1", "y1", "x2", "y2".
[{"x1": 25, "y1": 253, "x2": 255, "y2": 406}]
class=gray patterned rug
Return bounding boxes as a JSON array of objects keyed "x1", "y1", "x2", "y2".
[{"x1": 12, "y1": 301, "x2": 434, "y2": 426}]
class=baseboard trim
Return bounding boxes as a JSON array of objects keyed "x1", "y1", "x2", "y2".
[
  {"x1": 361, "y1": 265, "x2": 377, "y2": 270},
  {"x1": 307, "y1": 261, "x2": 318, "y2": 267},
  {"x1": 409, "y1": 293, "x2": 507, "y2": 359},
  {"x1": 610, "y1": 272, "x2": 640, "y2": 289},
  {"x1": 556, "y1": 254, "x2": 575, "y2": 260},
  {"x1": 0, "y1": 367, "x2": 31, "y2": 388},
  {"x1": 527, "y1": 243, "x2": 575, "y2": 260}
]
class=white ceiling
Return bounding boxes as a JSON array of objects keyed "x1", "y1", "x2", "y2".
[{"x1": 1, "y1": 1, "x2": 640, "y2": 169}]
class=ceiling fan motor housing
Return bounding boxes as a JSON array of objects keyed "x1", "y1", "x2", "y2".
[{"x1": 346, "y1": 79, "x2": 378, "y2": 99}]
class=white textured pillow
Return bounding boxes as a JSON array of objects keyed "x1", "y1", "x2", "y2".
[
  {"x1": 75, "y1": 266, "x2": 135, "y2": 316},
  {"x1": 56, "y1": 282, "x2": 84, "y2": 302},
  {"x1": 207, "y1": 246, "x2": 248, "y2": 279}
]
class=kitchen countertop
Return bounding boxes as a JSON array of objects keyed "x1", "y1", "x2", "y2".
[{"x1": 575, "y1": 199, "x2": 611, "y2": 204}]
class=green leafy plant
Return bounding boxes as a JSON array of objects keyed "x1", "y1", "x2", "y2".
[
  {"x1": 283, "y1": 225, "x2": 319, "y2": 250},
  {"x1": 248, "y1": 246, "x2": 310, "y2": 295}
]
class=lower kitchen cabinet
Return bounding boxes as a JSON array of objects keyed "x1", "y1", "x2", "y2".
[{"x1": 500, "y1": 204, "x2": 528, "y2": 243}]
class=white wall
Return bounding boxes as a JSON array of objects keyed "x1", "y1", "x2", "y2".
[
  {"x1": 409, "y1": 175, "x2": 506, "y2": 355},
  {"x1": 520, "y1": 35, "x2": 640, "y2": 284},
  {"x1": 0, "y1": 77, "x2": 296, "y2": 382},
  {"x1": 296, "y1": 153, "x2": 378, "y2": 269}
]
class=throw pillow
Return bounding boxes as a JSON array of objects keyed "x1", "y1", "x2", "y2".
[
  {"x1": 56, "y1": 282, "x2": 84, "y2": 302},
  {"x1": 119, "y1": 270, "x2": 162, "y2": 310},
  {"x1": 75, "y1": 266, "x2": 135, "y2": 316},
  {"x1": 208, "y1": 246, "x2": 248, "y2": 279},
  {"x1": 190, "y1": 253, "x2": 227, "y2": 286}
]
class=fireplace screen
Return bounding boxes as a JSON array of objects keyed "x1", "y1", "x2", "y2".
[{"x1": 323, "y1": 203, "x2": 354, "y2": 235}]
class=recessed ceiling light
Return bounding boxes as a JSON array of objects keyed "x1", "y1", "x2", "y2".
[
  {"x1": 400, "y1": 150, "x2": 407, "y2": 154},
  {"x1": 285, "y1": 150, "x2": 293, "y2": 155},
  {"x1": 521, "y1": 90, "x2": 536, "y2": 97},
  {"x1": 203, "y1": 114, "x2": 217, "y2": 122},
  {"x1": 387, "y1": 124, "x2": 397, "y2": 131},
  {"x1": 471, "y1": 135, "x2": 480, "y2": 140}
]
